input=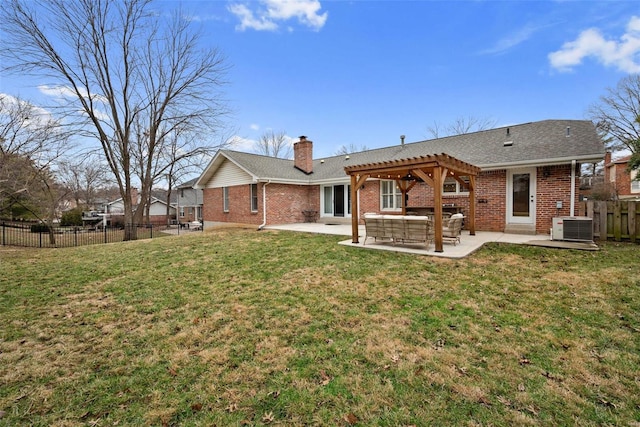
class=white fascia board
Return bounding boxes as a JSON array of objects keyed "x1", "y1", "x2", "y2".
[
  {"x1": 257, "y1": 177, "x2": 315, "y2": 185},
  {"x1": 194, "y1": 151, "x2": 258, "y2": 188},
  {"x1": 479, "y1": 154, "x2": 605, "y2": 171},
  {"x1": 311, "y1": 178, "x2": 351, "y2": 185},
  {"x1": 193, "y1": 152, "x2": 223, "y2": 189}
]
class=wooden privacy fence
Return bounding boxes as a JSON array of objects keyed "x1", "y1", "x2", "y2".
[{"x1": 577, "y1": 201, "x2": 639, "y2": 242}]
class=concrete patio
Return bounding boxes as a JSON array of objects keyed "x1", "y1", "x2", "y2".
[{"x1": 264, "y1": 222, "x2": 598, "y2": 259}]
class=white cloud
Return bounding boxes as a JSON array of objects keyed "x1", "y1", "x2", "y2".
[
  {"x1": 229, "y1": 135, "x2": 257, "y2": 152},
  {"x1": 250, "y1": 123, "x2": 260, "y2": 131},
  {"x1": 38, "y1": 84, "x2": 79, "y2": 99},
  {"x1": 480, "y1": 23, "x2": 547, "y2": 56},
  {"x1": 228, "y1": 4, "x2": 278, "y2": 31},
  {"x1": 228, "y1": 0, "x2": 327, "y2": 32},
  {"x1": 548, "y1": 16, "x2": 640, "y2": 73},
  {"x1": 0, "y1": 93, "x2": 55, "y2": 127},
  {"x1": 38, "y1": 85, "x2": 110, "y2": 121},
  {"x1": 38, "y1": 84, "x2": 108, "y2": 104},
  {"x1": 183, "y1": 13, "x2": 224, "y2": 23}
]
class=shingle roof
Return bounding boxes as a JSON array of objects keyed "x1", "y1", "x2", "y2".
[
  {"x1": 177, "y1": 177, "x2": 198, "y2": 188},
  {"x1": 202, "y1": 120, "x2": 604, "y2": 185}
]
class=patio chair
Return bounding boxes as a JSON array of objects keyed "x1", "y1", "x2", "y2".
[{"x1": 442, "y1": 213, "x2": 464, "y2": 245}]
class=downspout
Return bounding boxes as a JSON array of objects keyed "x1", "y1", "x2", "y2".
[
  {"x1": 570, "y1": 160, "x2": 576, "y2": 216},
  {"x1": 257, "y1": 180, "x2": 271, "y2": 230}
]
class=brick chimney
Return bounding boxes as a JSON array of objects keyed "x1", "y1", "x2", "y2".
[
  {"x1": 294, "y1": 135, "x2": 313, "y2": 174},
  {"x1": 604, "y1": 151, "x2": 612, "y2": 166}
]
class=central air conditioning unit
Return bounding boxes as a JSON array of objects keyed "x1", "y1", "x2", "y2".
[{"x1": 551, "y1": 217, "x2": 593, "y2": 242}]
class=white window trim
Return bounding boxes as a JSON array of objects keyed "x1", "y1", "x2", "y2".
[
  {"x1": 320, "y1": 184, "x2": 352, "y2": 218},
  {"x1": 223, "y1": 187, "x2": 229, "y2": 212},
  {"x1": 250, "y1": 183, "x2": 258, "y2": 212},
  {"x1": 631, "y1": 169, "x2": 640, "y2": 193},
  {"x1": 179, "y1": 207, "x2": 185, "y2": 217},
  {"x1": 380, "y1": 180, "x2": 402, "y2": 211}
]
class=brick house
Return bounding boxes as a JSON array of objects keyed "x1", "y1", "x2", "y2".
[
  {"x1": 604, "y1": 152, "x2": 640, "y2": 200},
  {"x1": 195, "y1": 120, "x2": 604, "y2": 235}
]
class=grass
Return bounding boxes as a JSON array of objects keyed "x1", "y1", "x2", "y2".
[{"x1": 1, "y1": 228, "x2": 639, "y2": 426}]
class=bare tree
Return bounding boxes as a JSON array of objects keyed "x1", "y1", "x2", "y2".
[
  {"x1": 0, "y1": 95, "x2": 69, "y2": 233},
  {"x1": 334, "y1": 143, "x2": 369, "y2": 155},
  {"x1": 426, "y1": 116, "x2": 498, "y2": 139},
  {"x1": 254, "y1": 130, "x2": 292, "y2": 158},
  {"x1": 57, "y1": 156, "x2": 109, "y2": 210},
  {"x1": 2, "y1": 0, "x2": 230, "y2": 239},
  {"x1": 0, "y1": 94, "x2": 66, "y2": 160},
  {"x1": 589, "y1": 75, "x2": 640, "y2": 173}
]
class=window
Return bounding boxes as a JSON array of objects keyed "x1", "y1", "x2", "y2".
[
  {"x1": 381, "y1": 180, "x2": 401, "y2": 210},
  {"x1": 179, "y1": 207, "x2": 185, "y2": 217},
  {"x1": 250, "y1": 183, "x2": 258, "y2": 212},
  {"x1": 323, "y1": 186, "x2": 333, "y2": 214},
  {"x1": 443, "y1": 178, "x2": 457, "y2": 193},
  {"x1": 632, "y1": 170, "x2": 640, "y2": 193},
  {"x1": 443, "y1": 176, "x2": 470, "y2": 194},
  {"x1": 223, "y1": 187, "x2": 229, "y2": 212}
]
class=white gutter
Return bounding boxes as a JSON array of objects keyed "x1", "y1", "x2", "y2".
[
  {"x1": 480, "y1": 154, "x2": 604, "y2": 171},
  {"x1": 257, "y1": 180, "x2": 271, "y2": 230},
  {"x1": 570, "y1": 160, "x2": 576, "y2": 216}
]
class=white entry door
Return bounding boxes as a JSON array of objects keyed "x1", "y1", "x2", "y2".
[{"x1": 507, "y1": 168, "x2": 536, "y2": 225}]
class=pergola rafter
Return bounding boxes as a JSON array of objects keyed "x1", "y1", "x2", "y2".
[{"x1": 345, "y1": 153, "x2": 481, "y2": 253}]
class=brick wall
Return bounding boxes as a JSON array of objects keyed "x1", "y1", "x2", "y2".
[
  {"x1": 203, "y1": 185, "x2": 260, "y2": 225},
  {"x1": 265, "y1": 183, "x2": 317, "y2": 224},
  {"x1": 475, "y1": 170, "x2": 507, "y2": 232},
  {"x1": 535, "y1": 165, "x2": 576, "y2": 233},
  {"x1": 613, "y1": 163, "x2": 633, "y2": 196},
  {"x1": 358, "y1": 181, "x2": 381, "y2": 215},
  {"x1": 202, "y1": 183, "x2": 318, "y2": 226},
  {"x1": 148, "y1": 215, "x2": 170, "y2": 226}
]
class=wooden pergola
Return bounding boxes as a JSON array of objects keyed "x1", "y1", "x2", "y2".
[{"x1": 345, "y1": 153, "x2": 481, "y2": 253}]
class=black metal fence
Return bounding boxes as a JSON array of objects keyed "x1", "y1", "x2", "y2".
[{"x1": 1, "y1": 222, "x2": 161, "y2": 248}]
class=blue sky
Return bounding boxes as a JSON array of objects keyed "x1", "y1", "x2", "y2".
[{"x1": 2, "y1": 0, "x2": 640, "y2": 159}]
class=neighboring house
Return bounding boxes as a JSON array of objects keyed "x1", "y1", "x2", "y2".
[
  {"x1": 604, "y1": 152, "x2": 640, "y2": 200},
  {"x1": 106, "y1": 188, "x2": 177, "y2": 226},
  {"x1": 176, "y1": 178, "x2": 203, "y2": 224},
  {"x1": 195, "y1": 120, "x2": 604, "y2": 235}
]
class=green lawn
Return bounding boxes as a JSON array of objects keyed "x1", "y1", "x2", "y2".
[{"x1": 1, "y1": 228, "x2": 639, "y2": 426}]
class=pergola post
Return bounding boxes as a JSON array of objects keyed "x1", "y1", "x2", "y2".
[
  {"x1": 433, "y1": 166, "x2": 444, "y2": 253},
  {"x1": 351, "y1": 174, "x2": 359, "y2": 243}
]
